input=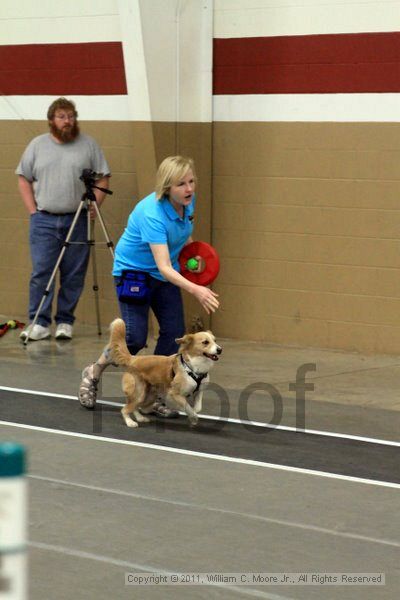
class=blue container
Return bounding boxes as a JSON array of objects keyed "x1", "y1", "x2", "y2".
[{"x1": 0, "y1": 443, "x2": 26, "y2": 477}]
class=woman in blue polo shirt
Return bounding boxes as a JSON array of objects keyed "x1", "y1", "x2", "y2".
[{"x1": 79, "y1": 156, "x2": 219, "y2": 416}]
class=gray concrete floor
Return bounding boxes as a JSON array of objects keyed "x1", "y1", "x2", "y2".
[{"x1": 0, "y1": 316, "x2": 399, "y2": 599}]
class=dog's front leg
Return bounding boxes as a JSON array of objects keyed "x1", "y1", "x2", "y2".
[
  {"x1": 168, "y1": 392, "x2": 199, "y2": 426},
  {"x1": 184, "y1": 400, "x2": 199, "y2": 426},
  {"x1": 193, "y1": 391, "x2": 203, "y2": 414}
]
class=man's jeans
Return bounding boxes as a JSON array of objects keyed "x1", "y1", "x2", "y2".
[
  {"x1": 116, "y1": 276, "x2": 185, "y2": 356},
  {"x1": 29, "y1": 211, "x2": 90, "y2": 326}
]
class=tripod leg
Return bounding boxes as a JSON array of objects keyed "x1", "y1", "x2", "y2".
[
  {"x1": 89, "y1": 215, "x2": 102, "y2": 336},
  {"x1": 92, "y1": 201, "x2": 115, "y2": 258},
  {"x1": 88, "y1": 201, "x2": 116, "y2": 335},
  {"x1": 23, "y1": 203, "x2": 86, "y2": 345}
]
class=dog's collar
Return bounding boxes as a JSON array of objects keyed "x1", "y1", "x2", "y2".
[{"x1": 178, "y1": 353, "x2": 208, "y2": 393}]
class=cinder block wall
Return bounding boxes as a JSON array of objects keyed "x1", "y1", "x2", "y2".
[
  {"x1": 1, "y1": 121, "x2": 46, "y2": 319},
  {"x1": 211, "y1": 122, "x2": 400, "y2": 353}
]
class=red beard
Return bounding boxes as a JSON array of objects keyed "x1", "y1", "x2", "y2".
[{"x1": 49, "y1": 121, "x2": 80, "y2": 143}]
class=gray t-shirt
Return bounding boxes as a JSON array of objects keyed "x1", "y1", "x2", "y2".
[{"x1": 16, "y1": 133, "x2": 111, "y2": 213}]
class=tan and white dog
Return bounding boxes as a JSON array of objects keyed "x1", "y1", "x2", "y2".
[{"x1": 108, "y1": 318, "x2": 222, "y2": 428}]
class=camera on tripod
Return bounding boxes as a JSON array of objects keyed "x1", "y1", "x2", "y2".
[{"x1": 80, "y1": 168, "x2": 103, "y2": 188}]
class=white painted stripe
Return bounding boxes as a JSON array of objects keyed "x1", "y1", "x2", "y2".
[
  {"x1": 213, "y1": 93, "x2": 400, "y2": 123},
  {"x1": 0, "y1": 0, "x2": 121, "y2": 45},
  {"x1": 0, "y1": 386, "x2": 75, "y2": 400},
  {"x1": 214, "y1": 0, "x2": 400, "y2": 38},
  {"x1": 33, "y1": 545, "x2": 293, "y2": 600},
  {"x1": 0, "y1": 420, "x2": 399, "y2": 489},
  {"x1": 1, "y1": 0, "x2": 118, "y2": 20},
  {"x1": 7, "y1": 92, "x2": 399, "y2": 124},
  {"x1": 0, "y1": 17, "x2": 121, "y2": 45},
  {"x1": 196, "y1": 415, "x2": 400, "y2": 447},
  {"x1": 0, "y1": 95, "x2": 130, "y2": 121},
  {"x1": 29, "y1": 541, "x2": 161, "y2": 575},
  {"x1": 0, "y1": 94, "x2": 210, "y2": 123},
  {"x1": 1, "y1": 385, "x2": 399, "y2": 447},
  {"x1": 11, "y1": 92, "x2": 400, "y2": 125},
  {"x1": 29, "y1": 474, "x2": 400, "y2": 548},
  {"x1": 29, "y1": 543, "x2": 290, "y2": 600},
  {"x1": 26, "y1": 541, "x2": 299, "y2": 599}
]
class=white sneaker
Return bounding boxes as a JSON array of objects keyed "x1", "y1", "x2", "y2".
[
  {"x1": 55, "y1": 323, "x2": 73, "y2": 340},
  {"x1": 20, "y1": 324, "x2": 51, "y2": 341}
]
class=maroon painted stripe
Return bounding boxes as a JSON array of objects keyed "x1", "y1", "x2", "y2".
[
  {"x1": 0, "y1": 42, "x2": 127, "y2": 95},
  {"x1": 213, "y1": 32, "x2": 400, "y2": 94}
]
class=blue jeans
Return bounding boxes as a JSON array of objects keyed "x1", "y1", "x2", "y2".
[
  {"x1": 29, "y1": 211, "x2": 90, "y2": 326},
  {"x1": 116, "y1": 276, "x2": 185, "y2": 356}
]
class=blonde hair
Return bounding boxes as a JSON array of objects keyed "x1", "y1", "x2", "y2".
[{"x1": 155, "y1": 156, "x2": 196, "y2": 200}]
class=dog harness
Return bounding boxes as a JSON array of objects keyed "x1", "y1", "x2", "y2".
[{"x1": 178, "y1": 353, "x2": 208, "y2": 393}]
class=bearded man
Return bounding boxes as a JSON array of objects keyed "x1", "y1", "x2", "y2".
[{"x1": 16, "y1": 98, "x2": 110, "y2": 341}]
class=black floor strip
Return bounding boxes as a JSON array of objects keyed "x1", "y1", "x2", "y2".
[{"x1": 1, "y1": 390, "x2": 399, "y2": 484}]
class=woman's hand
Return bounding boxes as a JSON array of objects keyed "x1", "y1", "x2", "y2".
[{"x1": 192, "y1": 284, "x2": 219, "y2": 314}]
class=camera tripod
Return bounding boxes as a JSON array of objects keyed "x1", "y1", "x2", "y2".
[{"x1": 23, "y1": 178, "x2": 114, "y2": 345}]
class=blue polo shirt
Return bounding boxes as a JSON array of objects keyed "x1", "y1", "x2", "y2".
[{"x1": 113, "y1": 191, "x2": 195, "y2": 281}]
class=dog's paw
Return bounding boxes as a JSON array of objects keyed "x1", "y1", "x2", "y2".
[
  {"x1": 188, "y1": 415, "x2": 199, "y2": 427},
  {"x1": 136, "y1": 414, "x2": 150, "y2": 424},
  {"x1": 124, "y1": 417, "x2": 139, "y2": 428}
]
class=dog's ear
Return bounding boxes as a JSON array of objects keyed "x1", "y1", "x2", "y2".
[
  {"x1": 175, "y1": 333, "x2": 194, "y2": 347},
  {"x1": 204, "y1": 330, "x2": 216, "y2": 341}
]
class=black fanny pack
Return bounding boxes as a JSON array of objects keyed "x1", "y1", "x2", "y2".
[{"x1": 116, "y1": 271, "x2": 150, "y2": 304}]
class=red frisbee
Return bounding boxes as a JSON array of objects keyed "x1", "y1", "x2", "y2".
[{"x1": 179, "y1": 241, "x2": 220, "y2": 285}]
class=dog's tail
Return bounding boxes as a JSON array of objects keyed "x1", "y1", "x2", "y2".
[{"x1": 109, "y1": 318, "x2": 135, "y2": 368}]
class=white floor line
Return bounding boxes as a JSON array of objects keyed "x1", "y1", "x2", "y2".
[
  {"x1": 1, "y1": 385, "x2": 399, "y2": 447},
  {"x1": 29, "y1": 474, "x2": 400, "y2": 549},
  {"x1": 1, "y1": 420, "x2": 399, "y2": 490},
  {"x1": 28, "y1": 541, "x2": 293, "y2": 600}
]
